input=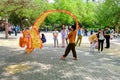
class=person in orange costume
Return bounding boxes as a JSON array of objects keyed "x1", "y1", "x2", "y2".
[
  {"x1": 89, "y1": 33, "x2": 98, "y2": 44},
  {"x1": 89, "y1": 33, "x2": 98, "y2": 52}
]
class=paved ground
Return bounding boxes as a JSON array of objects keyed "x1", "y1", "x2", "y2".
[{"x1": 0, "y1": 32, "x2": 120, "y2": 80}]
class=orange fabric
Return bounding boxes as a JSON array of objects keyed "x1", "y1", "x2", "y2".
[
  {"x1": 33, "y1": 10, "x2": 79, "y2": 30},
  {"x1": 27, "y1": 38, "x2": 32, "y2": 49},
  {"x1": 26, "y1": 48, "x2": 34, "y2": 54},
  {"x1": 89, "y1": 33, "x2": 98, "y2": 43},
  {"x1": 19, "y1": 37, "x2": 25, "y2": 48},
  {"x1": 19, "y1": 10, "x2": 79, "y2": 53}
]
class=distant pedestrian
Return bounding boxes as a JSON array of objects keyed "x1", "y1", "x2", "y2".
[
  {"x1": 75, "y1": 26, "x2": 83, "y2": 46},
  {"x1": 53, "y1": 28, "x2": 59, "y2": 47},
  {"x1": 8, "y1": 25, "x2": 12, "y2": 35},
  {"x1": 61, "y1": 24, "x2": 77, "y2": 60},
  {"x1": 90, "y1": 29, "x2": 94, "y2": 35},
  {"x1": 41, "y1": 33, "x2": 46, "y2": 43},
  {"x1": 104, "y1": 26, "x2": 110, "y2": 48},
  {"x1": 61, "y1": 25, "x2": 67, "y2": 48},
  {"x1": 110, "y1": 29, "x2": 114, "y2": 39},
  {"x1": 15, "y1": 25, "x2": 19, "y2": 36},
  {"x1": 84, "y1": 29, "x2": 88, "y2": 36}
]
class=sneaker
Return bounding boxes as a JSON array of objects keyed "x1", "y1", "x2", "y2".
[
  {"x1": 60, "y1": 56, "x2": 65, "y2": 60},
  {"x1": 105, "y1": 47, "x2": 109, "y2": 48},
  {"x1": 73, "y1": 57, "x2": 77, "y2": 60}
]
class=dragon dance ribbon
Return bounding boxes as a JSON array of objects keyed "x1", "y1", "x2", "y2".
[{"x1": 19, "y1": 10, "x2": 79, "y2": 53}]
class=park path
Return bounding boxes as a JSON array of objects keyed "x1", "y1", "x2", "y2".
[
  {"x1": 0, "y1": 31, "x2": 120, "y2": 56},
  {"x1": 0, "y1": 32, "x2": 120, "y2": 80}
]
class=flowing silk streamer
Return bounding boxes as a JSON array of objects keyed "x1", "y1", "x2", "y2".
[{"x1": 19, "y1": 10, "x2": 79, "y2": 53}]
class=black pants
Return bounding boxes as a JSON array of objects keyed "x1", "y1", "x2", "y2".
[
  {"x1": 105, "y1": 36, "x2": 110, "y2": 48},
  {"x1": 98, "y1": 40, "x2": 104, "y2": 51},
  {"x1": 8, "y1": 31, "x2": 11, "y2": 35},
  {"x1": 63, "y1": 43, "x2": 77, "y2": 58},
  {"x1": 15, "y1": 31, "x2": 17, "y2": 36}
]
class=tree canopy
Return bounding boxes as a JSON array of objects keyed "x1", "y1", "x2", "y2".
[{"x1": 0, "y1": 0, "x2": 119, "y2": 30}]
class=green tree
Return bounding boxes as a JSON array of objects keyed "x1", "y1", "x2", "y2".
[
  {"x1": 0, "y1": 0, "x2": 36, "y2": 38},
  {"x1": 76, "y1": 0, "x2": 96, "y2": 28},
  {"x1": 95, "y1": 0, "x2": 120, "y2": 32},
  {"x1": 48, "y1": 0, "x2": 77, "y2": 25},
  {"x1": 0, "y1": 0, "x2": 50, "y2": 38}
]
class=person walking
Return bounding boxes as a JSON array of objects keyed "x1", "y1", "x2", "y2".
[
  {"x1": 75, "y1": 26, "x2": 83, "y2": 46},
  {"x1": 97, "y1": 29, "x2": 105, "y2": 53},
  {"x1": 61, "y1": 25, "x2": 77, "y2": 60},
  {"x1": 53, "y1": 28, "x2": 59, "y2": 47}
]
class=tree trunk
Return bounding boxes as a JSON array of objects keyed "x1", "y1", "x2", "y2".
[
  {"x1": 4, "y1": 13, "x2": 9, "y2": 39},
  {"x1": 5, "y1": 24, "x2": 8, "y2": 39}
]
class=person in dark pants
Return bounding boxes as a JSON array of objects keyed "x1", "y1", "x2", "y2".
[
  {"x1": 61, "y1": 25, "x2": 77, "y2": 60},
  {"x1": 104, "y1": 26, "x2": 110, "y2": 48},
  {"x1": 15, "y1": 26, "x2": 18, "y2": 36},
  {"x1": 41, "y1": 33, "x2": 46, "y2": 43},
  {"x1": 97, "y1": 29, "x2": 105, "y2": 53}
]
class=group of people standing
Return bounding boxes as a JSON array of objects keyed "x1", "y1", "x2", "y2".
[
  {"x1": 53, "y1": 25, "x2": 84, "y2": 48},
  {"x1": 52, "y1": 25, "x2": 69, "y2": 48},
  {"x1": 52, "y1": 24, "x2": 112, "y2": 60},
  {"x1": 8, "y1": 25, "x2": 20, "y2": 36},
  {"x1": 89, "y1": 26, "x2": 111, "y2": 53}
]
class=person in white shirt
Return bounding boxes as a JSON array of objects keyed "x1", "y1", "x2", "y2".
[
  {"x1": 53, "y1": 28, "x2": 59, "y2": 47},
  {"x1": 97, "y1": 29, "x2": 105, "y2": 53}
]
